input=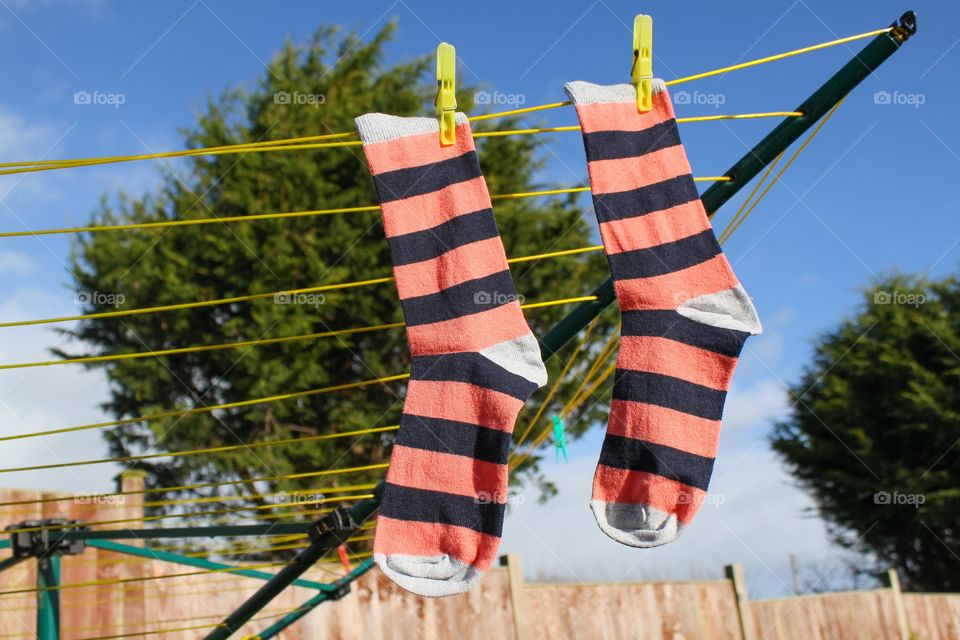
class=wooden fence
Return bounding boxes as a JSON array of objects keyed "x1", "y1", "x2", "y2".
[
  {"x1": 751, "y1": 588, "x2": 904, "y2": 640},
  {"x1": 0, "y1": 474, "x2": 328, "y2": 639},
  {"x1": 2, "y1": 478, "x2": 960, "y2": 639}
]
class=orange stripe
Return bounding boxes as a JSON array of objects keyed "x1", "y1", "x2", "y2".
[
  {"x1": 606, "y1": 399, "x2": 721, "y2": 459},
  {"x1": 614, "y1": 255, "x2": 739, "y2": 311},
  {"x1": 402, "y1": 380, "x2": 524, "y2": 433},
  {"x1": 374, "y1": 515, "x2": 500, "y2": 571},
  {"x1": 599, "y1": 200, "x2": 710, "y2": 255},
  {"x1": 406, "y1": 302, "x2": 531, "y2": 354},
  {"x1": 572, "y1": 90, "x2": 674, "y2": 133},
  {"x1": 618, "y1": 336, "x2": 738, "y2": 390},
  {"x1": 591, "y1": 466, "x2": 703, "y2": 525},
  {"x1": 392, "y1": 237, "x2": 510, "y2": 299},
  {"x1": 379, "y1": 175, "x2": 492, "y2": 237},
  {"x1": 386, "y1": 445, "x2": 507, "y2": 501},
  {"x1": 362, "y1": 122, "x2": 476, "y2": 175},
  {"x1": 587, "y1": 145, "x2": 692, "y2": 195}
]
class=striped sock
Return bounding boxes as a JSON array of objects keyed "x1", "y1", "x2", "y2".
[
  {"x1": 564, "y1": 80, "x2": 762, "y2": 547},
  {"x1": 355, "y1": 112, "x2": 548, "y2": 596}
]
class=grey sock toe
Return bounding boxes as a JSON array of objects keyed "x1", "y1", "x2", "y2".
[
  {"x1": 375, "y1": 553, "x2": 484, "y2": 598},
  {"x1": 590, "y1": 500, "x2": 684, "y2": 548}
]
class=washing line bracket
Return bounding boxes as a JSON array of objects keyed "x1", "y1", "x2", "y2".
[
  {"x1": 5, "y1": 519, "x2": 88, "y2": 558},
  {"x1": 307, "y1": 506, "x2": 357, "y2": 546},
  {"x1": 890, "y1": 11, "x2": 917, "y2": 42},
  {"x1": 327, "y1": 581, "x2": 353, "y2": 601}
]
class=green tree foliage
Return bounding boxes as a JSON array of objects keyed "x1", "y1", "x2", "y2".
[
  {"x1": 771, "y1": 274, "x2": 960, "y2": 591},
  {"x1": 64, "y1": 22, "x2": 613, "y2": 531}
]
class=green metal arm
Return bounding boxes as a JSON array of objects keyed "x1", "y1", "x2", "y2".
[
  {"x1": 86, "y1": 539, "x2": 337, "y2": 593},
  {"x1": 253, "y1": 559, "x2": 376, "y2": 639},
  {"x1": 56, "y1": 522, "x2": 311, "y2": 541}
]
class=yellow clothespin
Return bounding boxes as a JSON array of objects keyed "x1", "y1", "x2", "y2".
[
  {"x1": 435, "y1": 42, "x2": 457, "y2": 146},
  {"x1": 631, "y1": 14, "x2": 653, "y2": 112}
]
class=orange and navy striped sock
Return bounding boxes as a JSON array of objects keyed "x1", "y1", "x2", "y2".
[
  {"x1": 564, "y1": 80, "x2": 762, "y2": 547},
  {"x1": 355, "y1": 112, "x2": 547, "y2": 596}
]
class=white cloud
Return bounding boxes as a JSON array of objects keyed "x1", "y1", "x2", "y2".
[
  {"x1": 0, "y1": 287, "x2": 118, "y2": 495},
  {"x1": 767, "y1": 306, "x2": 798, "y2": 326},
  {"x1": 0, "y1": 107, "x2": 62, "y2": 160},
  {"x1": 0, "y1": 106, "x2": 72, "y2": 208},
  {"x1": 748, "y1": 328, "x2": 784, "y2": 366},
  {"x1": 0, "y1": 105, "x2": 165, "y2": 228},
  {"x1": 0, "y1": 250, "x2": 33, "y2": 275},
  {"x1": 723, "y1": 378, "x2": 790, "y2": 432}
]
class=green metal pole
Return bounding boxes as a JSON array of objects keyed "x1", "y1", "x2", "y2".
[
  {"x1": 253, "y1": 559, "x2": 375, "y2": 640},
  {"x1": 203, "y1": 486, "x2": 381, "y2": 640},
  {"x1": 36, "y1": 556, "x2": 60, "y2": 640},
  {"x1": 86, "y1": 539, "x2": 336, "y2": 592},
  {"x1": 539, "y1": 11, "x2": 916, "y2": 359}
]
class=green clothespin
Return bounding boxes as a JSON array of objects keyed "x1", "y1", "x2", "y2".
[{"x1": 552, "y1": 415, "x2": 568, "y2": 463}]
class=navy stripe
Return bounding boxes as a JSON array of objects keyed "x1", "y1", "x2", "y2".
[
  {"x1": 606, "y1": 229, "x2": 721, "y2": 280},
  {"x1": 621, "y1": 310, "x2": 749, "y2": 358},
  {"x1": 380, "y1": 483, "x2": 505, "y2": 536},
  {"x1": 395, "y1": 414, "x2": 511, "y2": 465},
  {"x1": 613, "y1": 370, "x2": 727, "y2": 421},
  {"x1": 582, "y1": 120, "x2": 681, "y2": 162},
  {"x1": 599, "y1": 434, "x2": 714, "y2": 491},
  {"x1": 388, "y1": 209, "x2": 499, "y2": 266},
  {"x1": 373, "y1": 151, "x2": 481, "y2": 203},
  {"x1": 593, "y1": 174, "x2": 699, "y2": 223},
  {"x1": 411, "y1": 352, "x2": 539, "y2": 400},
  {"x1": 400, "y1": 270, "x2": 517, "y2": 326}
]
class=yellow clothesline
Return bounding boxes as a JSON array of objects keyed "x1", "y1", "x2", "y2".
[
  {"x1": 0, "y1": 25, "x2": 888, "y2": 176},
  {"x1": 0, "y1": 296, "x2": 593, "y2": 444},
  {"x1": 0, "y1": 561, "x2": 288, "y2": 597},
  {"x1": 0, "y1": 462, "x2": 388, "y2": 509},
  {"x1": 510, "y1": 326, "x2": 620, "y2": 471},
  {"x1": 0, "y1": 178, "x2": 728, "y2": 239},
  {"x1": 0, "y1": 425, "x2": 397, "y2": 473},
  {"x1": 0, "y1": 608, "x2": 297, "y2": 640},
  {"x1": 0, "y1": 113, "x2": 794, "y2": 177},
  {"x1": 3, "y1": 490, "x2": 376, "y2": 536},
  {"x1": 469, "y1": 27, "x2": 890, "y2": 121},
  {"x1": 0, "y1": 245, "x2": 601, "y2": 329}
]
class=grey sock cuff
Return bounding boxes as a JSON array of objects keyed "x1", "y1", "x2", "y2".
[
  {"x1": 563, "y1": 79, "x2": 668, "y2": 105},
  {"x1": 355, "y1": 112, "x2": 469, "y2": 145}
]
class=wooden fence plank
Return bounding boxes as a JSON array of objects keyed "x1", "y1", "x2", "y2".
[
  {"x1": 500, "y1": 553, "x2": 530, "y2": 640},
  {"x1": 887, "y1": 568, "x2": 911, "y2": 640},
  {"x1": 726, "y1": 563, "x2": 756, "y2": 640}
]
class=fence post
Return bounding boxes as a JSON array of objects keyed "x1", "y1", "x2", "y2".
[
  {"x1": 116, "y1": 469, "x2": 148, "y2": 636},
  {"x1": 887, "y1": 568, "x2": 911, "y2": 640},
  {"x1": 116, "y1": 470, "x2": 147, "y2": 543},
  {"x1": 500, "y1": 554, "x2": 530, "y2": 640},
  {"x1": 725, "y1": 563, "x2": 757, "y2": 640}
]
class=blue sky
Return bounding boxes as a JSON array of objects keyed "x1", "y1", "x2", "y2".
[{"x1": 0, "y1": 0, "x2": 956, "y2": 599}]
